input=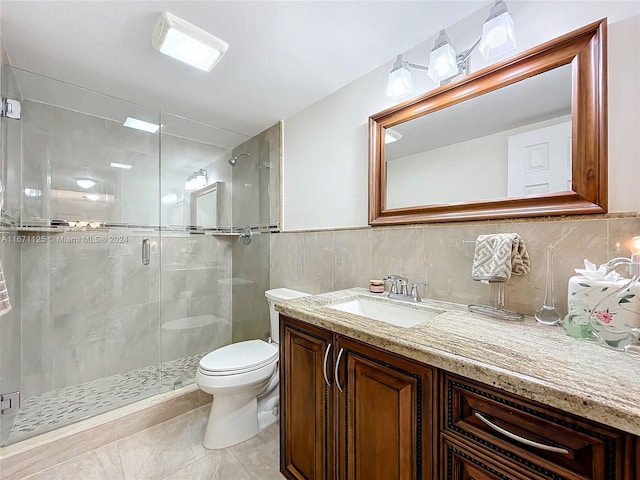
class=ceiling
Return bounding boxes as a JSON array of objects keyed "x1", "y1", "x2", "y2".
[{"x1": 0, "y1": 1, "x2": 490, "y2": 143}]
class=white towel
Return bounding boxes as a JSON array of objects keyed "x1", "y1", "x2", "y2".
[
  {"x1": 471, "y1": 233, "x2": 530, "y2": 282},
  {"x1": 0, "y1": 179, "x2": 10, "y2": 317}
]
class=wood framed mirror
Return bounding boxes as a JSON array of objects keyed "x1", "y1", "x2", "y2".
[{"x1": 369, "y1": 19, "x2": 607, "y2": 225}]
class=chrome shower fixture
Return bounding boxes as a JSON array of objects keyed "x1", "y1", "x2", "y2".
[{"x1": 228, "y1": 152, "x2": 250, "y2": 166}]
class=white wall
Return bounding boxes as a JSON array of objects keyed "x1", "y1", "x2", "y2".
[
  {"x1": 387, "y1": 116, "x2": 571, "y2": 207},
  {"x1": 283, "y1": 1, "x2": 640, "y2": 230}
]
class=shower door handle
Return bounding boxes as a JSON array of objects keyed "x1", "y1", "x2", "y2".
[{"x1": 142, "y1": 237, "x2": 150, "y2": 265}]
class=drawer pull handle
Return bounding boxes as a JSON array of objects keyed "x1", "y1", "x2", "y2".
[
  {"x1": 322, "y1": 343, "x2": 332, "y2": 387},
  {"x1": 474, "y1": 412, "x2": 570, "y2": 455},
  {"x1": 335, "y1": 348, "x2": 345, "y2": 393}
]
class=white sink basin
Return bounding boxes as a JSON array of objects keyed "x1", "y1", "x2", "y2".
[{"x1": 327, "y1": 296, "x2": 444, "y2": 328}]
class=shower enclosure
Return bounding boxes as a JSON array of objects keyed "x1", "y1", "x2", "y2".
[{"x1": 0, "y1": 66, "x2": 279, "y2": 446}]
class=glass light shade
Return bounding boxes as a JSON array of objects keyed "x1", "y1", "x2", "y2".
[
  {"x1": 428, "y1": 43, "x2": 458, "y2": 82},
  {"x1": 478, "y1": 11, "x2": 516, "y2": 59},
  {"x1": 386, "y1": 66, "x2": 414, "y2": 99},
  {"x1": 161, "y1": 193, "x2": 181, "y2": 204},
  {"x1": 74, "y1": 178, "x2": 97, "y2": 189},
  {"x1": 184, "y1": 175, "x2": 207, "y2": 191},
  {"x1": 384, "y1": 128, "x2": 403, "y2": 144}
]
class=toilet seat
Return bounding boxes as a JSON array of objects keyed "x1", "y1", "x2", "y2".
[{"x1": 199, "y1": 339, "x2": 278, "y2": 376}]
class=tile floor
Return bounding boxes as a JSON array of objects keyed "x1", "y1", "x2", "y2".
[{"x1": 22, "y1": 406, "x2": 285, "y2": 480}]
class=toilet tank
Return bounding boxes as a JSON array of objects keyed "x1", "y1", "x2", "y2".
[{"x1": 265, "y1": 288, "x2": 310, "y2": 343}]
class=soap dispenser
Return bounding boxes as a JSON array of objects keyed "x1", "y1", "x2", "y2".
[{"x1": 589, "y1": 236, "x2": 640, "y2": 352}]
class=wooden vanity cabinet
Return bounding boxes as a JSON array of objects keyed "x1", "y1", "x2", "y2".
[
  {"x1": 281, "y1": 315, "x2": 637, "y2": 480},
  {"x1": 280, "y1": 315, "x2": 436, "y2": 480}
]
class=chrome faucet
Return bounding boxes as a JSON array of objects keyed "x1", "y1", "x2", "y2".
[{"x1": 385, "y1": 275, "x2": 428, "y2": 303}]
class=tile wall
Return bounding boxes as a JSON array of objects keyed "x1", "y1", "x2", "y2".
[
  {"x1": 270, "y1": 215, "x2": 640, "y2": 317},
  {"x1": 230, "y1": 122, "x2": 281, "y2": 342}
]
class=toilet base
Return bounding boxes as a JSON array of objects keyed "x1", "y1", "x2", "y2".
[{"x1": 202, "y1": 386, "x2": 279, "y2": 449}]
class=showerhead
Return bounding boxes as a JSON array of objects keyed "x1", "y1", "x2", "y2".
[{"x1": 228, "y1": 152, "x2": 250, "y2": 166}]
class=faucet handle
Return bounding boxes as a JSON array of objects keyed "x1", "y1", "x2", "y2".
[
  {"x1": 385, "y1": 274, "x2": 405, "y2": 294},
  {"x1": 397, "y1": 277, "x2": 408, "y2": 296},
  {"x1": 385, "y1": 275, "x2": 398, "y2": 294},
  {"x1": 410, "y1": 282, "x2": 429, "y2": 302}
]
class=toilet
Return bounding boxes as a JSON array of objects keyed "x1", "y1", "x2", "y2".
[{"x1": 196, "y1": 287, "x2": 309, "y2": 449}]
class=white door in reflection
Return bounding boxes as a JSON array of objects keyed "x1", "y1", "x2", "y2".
[{"x1": 507, "y1": 121, "x2": 572, "y2": 196}]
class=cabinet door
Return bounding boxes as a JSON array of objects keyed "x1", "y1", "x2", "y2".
[
  {"x1": 336, "y1": 337, "x2": 435, "y2": 480},
  {"x1": 280, "y1": 316, "x2": 335, "y2": 480}
]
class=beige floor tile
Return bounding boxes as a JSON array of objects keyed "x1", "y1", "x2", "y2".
[
  {"x1": 22, "y1": 443, "x2": 124, "y2": 480},
  {"x1": 117, "y1": 406, "x2": 209, "y2": 480},
  {"x1": 162, "y1": 449, "x2": 252, "y2": 480},
  {"x1": 18, "y1": 407, "x2": 284, "y2": 480},
  {"x1": 230, "y1": 423, "x2": 284, "y2": 479}
]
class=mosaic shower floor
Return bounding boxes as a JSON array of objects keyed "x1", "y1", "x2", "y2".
[{"x1": 7, "y1": 353, "x2": 204, "y2": 445}]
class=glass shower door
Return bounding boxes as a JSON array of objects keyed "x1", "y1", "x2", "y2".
[{"x1": 0, "y1": 66, "x2": 162, "y2": 446}]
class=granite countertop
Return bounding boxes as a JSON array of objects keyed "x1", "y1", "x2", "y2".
[{"x1": 276, "y1": 288, "x2": 640, "y2": 436}]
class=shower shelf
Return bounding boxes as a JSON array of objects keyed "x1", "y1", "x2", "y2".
[{"x1": 6, "y1": 222, "x2": 280, "y2": 235}]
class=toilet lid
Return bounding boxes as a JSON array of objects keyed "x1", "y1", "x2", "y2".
[{"x1": 199, "y1": 340, "x2": 278, "y2": 375}]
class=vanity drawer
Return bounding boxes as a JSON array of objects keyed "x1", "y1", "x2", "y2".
[
  {"x1": 441, "y1": 435, "x2": 545, "y2": 480},
  {"x1": 441, "y1": 373, "x2": 628, "y2": 480}
]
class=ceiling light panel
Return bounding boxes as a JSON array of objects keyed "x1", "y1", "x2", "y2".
[
  {"x1": 123, "y1": 117, "x2": 161, "y2": 133},
  {"x1": 152, "y1": 12, "x2": 228, "y2": 72}
]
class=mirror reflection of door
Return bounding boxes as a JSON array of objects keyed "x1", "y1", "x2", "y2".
[{"x1": 507, "y1": 121, "x2": 572, "y2": 196}]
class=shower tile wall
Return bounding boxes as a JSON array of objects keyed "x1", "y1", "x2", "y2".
[
  {"x1": 231, "y1": 122, "x2": 281, "y2": 229},
  {"x1": 231, "y1": 232, "x2": 270, "y2": 342},
  {"x1": 270, "y1": 216, "x2": 640, "y2": 318},
  {"x1": 230, "y1": 122, "x2": 280, "y2": 342},
  {"x1": 160, "y1": 234, "x2": 233, "y2": 364}
]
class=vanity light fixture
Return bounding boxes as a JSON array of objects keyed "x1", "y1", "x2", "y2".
[
  {"x1": 185, "y1": 169, "x2": 208, "y2": 191},
  {"x1": 123, "y1": 117, "x2": 161, "y2": 134},
  {"x1": 152, "y1": 12, "x2": 228, "y2": 72},
  {"x1": 386, "y1": 0, "x2": 516, "y2": 98},
  {"x1": 74, "y1": 177, "x2": 97, "y2": 189}
]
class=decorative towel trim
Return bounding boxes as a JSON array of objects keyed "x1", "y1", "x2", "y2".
[{"x1": 471, "y1": 233, "x2": 530, "y2": 282}]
